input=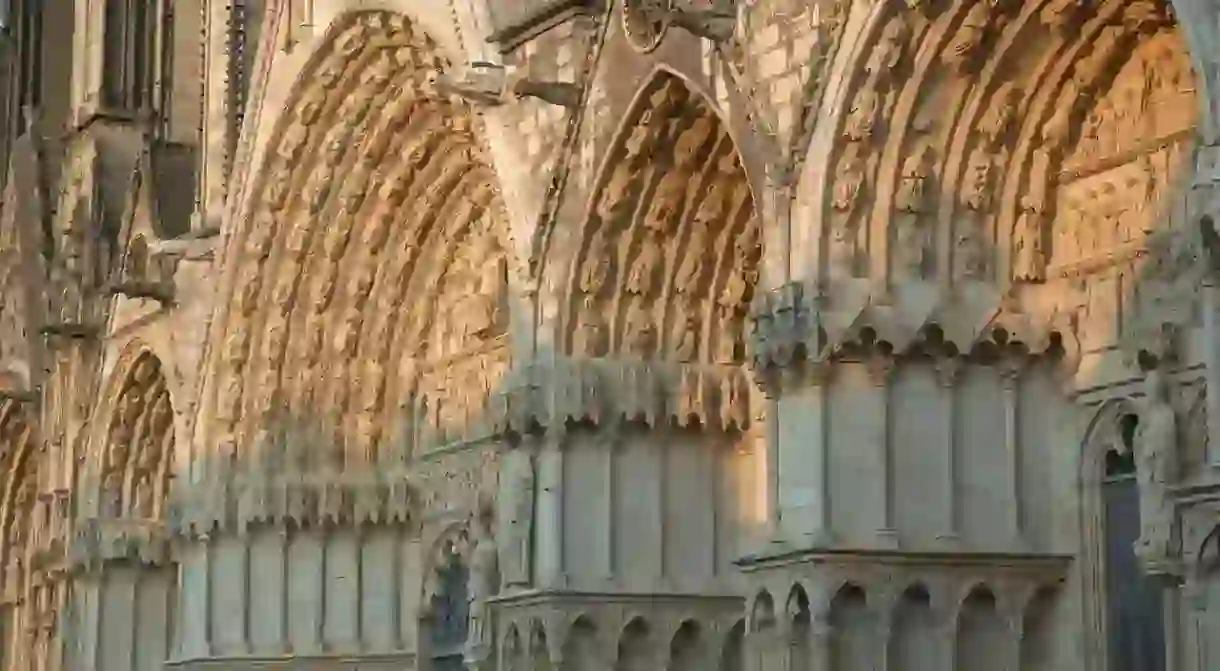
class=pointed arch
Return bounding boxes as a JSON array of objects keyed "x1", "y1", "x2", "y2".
[
  {"x1": 561, "y1": 70, "x2": 761, "y2": 366},
  {"x1": 202, "y1": 10, "x2": 515, "y2": 467},
  {"x1": 0, "y1": 398, "x2": 38, "y2": 603},
  {"x1": 806, "y1": 0, "x2": 1198, "y2": 291},
  {"x1": 96, "y1": 350, "x2": 177, "y2": 521}
]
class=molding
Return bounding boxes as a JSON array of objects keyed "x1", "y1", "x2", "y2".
[{"x1": 486, "y1": 0, "x2": 595, "y2": 53}]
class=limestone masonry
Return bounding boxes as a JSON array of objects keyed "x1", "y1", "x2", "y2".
[{"x1": 2, "y1": 1, "x2": 1220, "y2": 669}]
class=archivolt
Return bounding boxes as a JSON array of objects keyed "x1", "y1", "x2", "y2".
[
  {"x1": 0, "y1": 399, "x2": 37, "y2": 586},
  {"x1": 816, "y1": 0, "x2": 1194, "y2": 288},
  {"x1": 96, "y1": 352, "x2": 175, "y2": 521},
  {"x1": 206, "y1": 11, "x2": 509, "y2": 464},
  {"x1": 563, "y1": 72, "x2": 760, "y2": 366}
]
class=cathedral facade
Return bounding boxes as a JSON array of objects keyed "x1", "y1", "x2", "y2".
[{"x1": 3, "y1": 0, "x2": 1220, "y2": 669}]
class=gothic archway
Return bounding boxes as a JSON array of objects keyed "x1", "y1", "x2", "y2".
[
  {"x1": 97, "y1": 351, "x2": 175, "y2": 521},
  {"x1": 204, "y1": 10, "x2": 513, "y2": 469},
  {"x1": 0, "y1": 398, "x2": 39, "y2": 666},
  {"x1": 1081, "y1": 398, "x2": 1168, "y2": 671},
  {"x1": 564, "y1": 71, "x2": 760, "y2": 367},
  {"x1": 810, "y1": 0, "x2": 1196, "y2": 293}
]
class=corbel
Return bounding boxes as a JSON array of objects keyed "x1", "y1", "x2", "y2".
[
  {"x1": 437, "y1": 63, "x2": 583, "y2": 109},
  {"x1": 666, "y1": 5, "x2": 736, "y2": 43}
]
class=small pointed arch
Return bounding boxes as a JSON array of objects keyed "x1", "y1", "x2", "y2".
[
  {"x1": 560, "y1": 615, "x2": 601, "y2": 671},
  {"x1": 125, "y1": 234, "x2": 151, "y2": 282},
  {"x1": 95, "y1": 349, "x2": 177, "y2": 521},
  {"x1": 667, "y1": 619, "x2": 703, "y2": 671},
  {"x1": 749, "y1": 589, "x2": 777, "y2": 632},
  {"x1": 892, "y1": 582, "x2": 936, "y2": 671},
  {"x1": 956, "y1": 584, "x2": 1004, "y2": 669},
  {"x1": 786, "y1": 584, "x2": 813, "y2": 671},
  {"x1": 719, "y1": 618, "x2": 744, "y2": 671},
  {"x1": 615, "y1": 616, "x2": 654, "y2": 671},
  {"x1": 829, "y1": 582, "x2": 872, "y2": 671},
  {"x1": 503, "y1": 623, "x2": 525, "y2": 671},
  {"x1": 560, "y1": 69, "x2": 761, "y2": 367},
  {"x1": 1020, "y1": 585, "x2": 1061, "y2": 670},
  {"x1": 530, "y1": 618, "x2": 555, "y2": 671}
]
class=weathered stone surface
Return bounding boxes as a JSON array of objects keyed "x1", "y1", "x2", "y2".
[{"x1": 4, "y1": 1, "x2": 1220, "y2": 669}]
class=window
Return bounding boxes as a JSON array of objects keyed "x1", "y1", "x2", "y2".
[{"x1": 1103, "y1": 414, "x2": 1166, "y2": 671}]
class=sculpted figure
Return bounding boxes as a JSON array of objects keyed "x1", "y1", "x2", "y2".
[
  {"x1": 833, "y1": 145, "x2": 867, "y2": 214},
  {"x1": 623, "y1": 297, "x2": 657, "y2": 357},
  {"x1": 579, "y1": 226, "x2": 614, "y2": 298},
  {"x1": 466, "y1": 503, "x2": 499, "y2": 652},
  {"x1": 1132, "y1": 370, "x2": 1179, "y2": 569},
  {"x1": 1013, "y1": 197, "x2": 1047, "y2": 282},
  {"x1": 962, "y1": 147, "x2": 993, "y2": 211},
  {"x1": 644, "y1": 172, "x2": 688, "y2": 234},
  {"x1": 896, "y1": 146, "x2": 934, "y2": 214},
  {"x1": 672, "y1": 299, "x2": 700, "y2": 362},
  {"x1": 674, "y1": 116, "x2": 716, "y2": 170},
  {"x1": 843, "y1": 87, "x2": 881, "y2": 141},
  {"x1": 498, "y1": 450, "x2": 536, "y2": 588},
  {"x1": 674, "y1": 220, "x2": 710, "y2": 294},
  {"x1": 946, "y1": 2, "x2": 989, "y2": 67},
  {"x1": 574, "y1": 303, "x2": 608, "y2": 357},
  {"x1": 869, "y1": 17, "x2": 909, "y2": 75},
  {"x1": 626, "y1": 234, "x2": 662, "y2": 297},
  {"x1": 980, "y1": 84, "x2": 1020, "y2": 147}
]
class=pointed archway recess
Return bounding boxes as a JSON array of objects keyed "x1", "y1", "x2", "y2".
[
  {"x1": 95, "y1": 352, "x2": 176, "y2": 522},
  {"x1": 810, "y1": 0, "x2": 1196, "y2": 292},
  {"x1": 0, "y1": 398, "x2": 37, "y2": 600},
  {"x1": 562, "y1": 71, "x2": 761, "y2": 367},
  {"x1": 203, "y1": 10, "x2": 513, "y2": 469}
]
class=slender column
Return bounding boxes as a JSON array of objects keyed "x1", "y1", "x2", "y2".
[
  {"x1": 869, "y1": 356, "x2": 898, "y2": 549},
  {"x1": 810, "y1": 613, "x2": 832, "y2": 671},
  {"x1": 1204, "y1": 278, "x2": 1220, "y2": 466},
  {"x1": 813, "y1": 365, "x2": 833, "y2": 545},
  {"x1": 935, "y1": 359, "x2": 962, "y2": 545},
  {"x1": 536, "y1": 435, "x2": 565, "y2": 588},
  {"x1": 1001, "y1": 360, "x2": 1025, "y2": 547}
]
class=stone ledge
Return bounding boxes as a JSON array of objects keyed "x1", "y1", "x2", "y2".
[{"x1": 164, "y1": 651, "x2": 416, "y2": 670}]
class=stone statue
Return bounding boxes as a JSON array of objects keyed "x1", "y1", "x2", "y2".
[
  {"x1": 466, "y1": 502, "x2": 499, "y2": 653},
  {"x1": 498, "y1": 448, "x2": 536, "y2": 588},
  {"x1": 1132, "y1": 369, "x2": 1179, "y2": 570}
]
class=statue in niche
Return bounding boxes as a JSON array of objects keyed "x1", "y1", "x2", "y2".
[
  {"x1": 833, "y1": 143, "x2": 867, "y2": 215},
  {"x1": 1013, "y1": 196, "x2": 1047, "y2": 282},
  {"x1": 980, "y1": 83, "x2": 1020, "y2": 147},
  {"x1": 962, "y1": 147, "x2": 994, "y2": 211},
  {"x1": 623, "y1": 296, "x2": 657, "y2": 357},
  {"x1": 674, "y1": 115, "x2": 716, "y2": 170},
  {"x1": 101, "y1": 470, "x2": 123, "y2": 518},
  {"x1": 644, "y1": 171, "x2": 689, "y2": 235},
  {"x1": 626, "y1": 233, "x2": 663, "y2": 297},
  {"x1": 574, "y1": 303, "x2": 608, "y2": 357},
  {"x1": 955, "y1": 232, "x2": 988, "y2": 280},
  {"x1": 844, "y1": 87, "x2": 881, "y2": 142},
  {"x1": 466, "y1": 501, "x2": 499, "y2": 654},
  {"x1": 894, "y1": 146, "x2": 935, "y2": 276},
  {"x1": 579, "y1": 226, "x2": 614, "y2": 299},
  {"x1": 946, "y1": 1, "x2": 989, "y2": 68},
  {"x1": 672, "y1": 298, "x2": 700, "y2": 362},
  {"x1": 498, "y1": 449, "x2": 535, "y2": 588},
  {"x1": 1132, "y1": 369, "x2": 1180, "y2": 570},
  {"x1": 869, "y1": 16, "x2": 908, "y2": 76},
  {"x1": 675, "y1": 220, "x2": 711, "y2": 295},
  {"x1": 452, "y1": 229, "x2": 506, "y2": 349}
]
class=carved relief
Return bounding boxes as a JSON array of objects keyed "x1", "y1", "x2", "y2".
[
  {"x1": 100, "y1": 354, "x2": 174, "y2": 521},
  {"x1": 1131, "y1": 370, "x2": 1180, "y2": 572},
  {"x1": 894, "y1": 145, "x2": 936, "y2": 278},
  {"x1": 622, "y1": 0, "x2": 673, "y2": 52}
]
